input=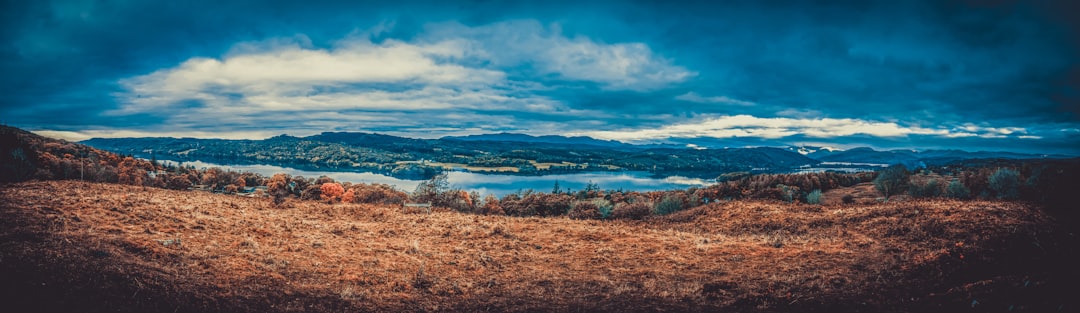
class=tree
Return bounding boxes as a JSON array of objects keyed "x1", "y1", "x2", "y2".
[
  {"x1": 413, "y1": 173, "x2": 449, "y2": 205},
  {"x1": 874, "y1": 165, "x2": 910, "y2": 201},
  {"x1": 988, "y1": 168, "x2": 1021, "y2": 200}
]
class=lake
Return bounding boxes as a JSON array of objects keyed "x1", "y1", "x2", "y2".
[{"x1": 165, "y1": 160, "x2": 712, "y2": 196}]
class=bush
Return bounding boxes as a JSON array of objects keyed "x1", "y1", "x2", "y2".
[
  {"x1": 908, "y1": 178, "x2": 941, "y2": 198},
  {"x1": 945, "y1": 179, "x2": 970, "y2": 200},
  {"x1": 611, "y1": 201, "x2": 652, "y2": 220},
  {"x1": 806, "y1": 189, "x2": 822, "y2": 204},
  {"x1": 842, "y1": 194, "x2": 855, "y2": 204},
  {"x1": 500, "y1": 192, "x2": 573, "y2": 217},
  {"x1": 300, "y1": 185, "x2": 322, "y2": 200},
  {"x1": 165, "y1": 174, "x2": 193, "y2": 190},
  {"x1": 654, "y1": 195, "x2": 685, "y2": 215},
  {"x1": 592, "y1": 198, "x2": 613, "y2": 219},
  {"x1": 776, "y1": 184, "x2": 797, "y2": 202},
  {"x1": 988, "y1": 168, "x2": 1021, "y2": 200},
  {"x1": 478, "y1": 194, "x2": 504, "y2": 215},
  {"x1": 874, "y1": 165, "x2": 910, "y2": 200},
  {"x1": 568, "y1": 201, "x2": 602, "y2": 220},
  {"x1": 320, "y1": 183, "x2": 345, "y2": 203},
  {"x1": 351, "y1": 183, "x2": 408, "y2": 205},
  {"x1": 267, "y1": 174, "x2": 292, "y2": 206}
]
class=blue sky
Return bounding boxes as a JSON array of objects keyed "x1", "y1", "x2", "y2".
[{"x1": 2, "y1": 0, "x2": 1078, "y2": 154}]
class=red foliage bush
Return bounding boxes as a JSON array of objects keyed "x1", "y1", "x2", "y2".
[{"x1": 320, "y1": 183, "x2": 345, "y2": 202}]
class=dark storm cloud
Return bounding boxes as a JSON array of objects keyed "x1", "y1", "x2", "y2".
[{"x1": 2, "y1": 0, "x2": 1078, "y2": 154}]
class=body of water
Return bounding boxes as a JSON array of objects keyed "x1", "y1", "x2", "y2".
[{"x1": 166, "y1": 160, "x2": 712, "y2": 196}]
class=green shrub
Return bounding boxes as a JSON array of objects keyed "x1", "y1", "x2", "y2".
[
  {"x1": 908, "y1": 178, "x2": 941, "y2": 198},
  {"x1": 945, "y1": 179, "x2": 970, "y2": 200},
  {"x1": 654, "y1": 195, "x2": 685, "y2": 215},
  {"x1": 592, "y1": 198, "x2": 613, "y2": 219},
  {"x1": 806, "y1": 189, "x2": 822, "y2": 204},
  {"x1": 988, "y1": 168, "x2": 1021, "y2": 200}
]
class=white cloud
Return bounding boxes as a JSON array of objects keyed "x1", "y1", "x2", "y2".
[
  {"x1": 117, "y1": 37, "x2": 506, "y2": 114},
  {"x1": 112, "y1": 20, "x2": 689, "y2": 137},
  {"x1": 575, "y1": 115, "x2": 1032, "y2": 142},
  {"x1": 675, "y1": 92, "x2": 755, "y2": 106},
  {"x1": 422, "y1": 20, "x2": 695, "y2": 91}
]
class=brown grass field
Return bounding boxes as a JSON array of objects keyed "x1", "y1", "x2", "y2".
[{"x1": 1, "y1": 180, "x2": 1077, "y2": 312}]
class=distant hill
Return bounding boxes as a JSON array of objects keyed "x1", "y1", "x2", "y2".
[
  {"x1": 806, "y1": 146, "x2": 1066, "y2": 167},
  {"x1": 442, "y1": 133, "x2": 636, "y2": 149},
  {"x1": 82, "y1": 131, "x2": 823, "y2": 179}
]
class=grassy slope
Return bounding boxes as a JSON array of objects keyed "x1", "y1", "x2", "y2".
[{"x1": 1, "y1": 181, "x2": 1076, "y2": 312}]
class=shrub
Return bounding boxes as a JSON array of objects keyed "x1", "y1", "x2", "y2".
[
  {"x1": 341, "y1": 189, "x2": 355, "y2": 203},
  {"x1": 874, "y1": 165, "x2": 910, "y2": 200},
  {"x1": 988, "y1": 168, "x2": 1021, "y2": 200},
  {"x1": 479, "y1": 194, "x2": 504, "y2": 215},
  {"x1": 842, "y1": 194, "x2": 855, "y2": 204},
  {"x1": 945, "y1": 179, "x2": 970, "y2": 200},
  {"x1": 267, "y1": 174, "x2": 292, "y2": 206},
  {"x1": 592, "y1": 198, "x2": 614, "y2": 219},
  {"x1": 806, "y1": 189, "x2": 822, "y2": 204},
  {"x1": 568, "y1": 201, "x2": 602, "y2": 220},
  {"x1": 165, "y1": 174, "x2": 193, "y2": 190},
  {"x1": 300, "y1": 185, "x2": 322, "y2": 201},
  {"x1": 611, "y1": 201, "x2": 652, "y2": 220},
  {"x1": 654, "y1": 195, "x2": 685, "y2": 215},
  {"x1": 320, "y1": 183, "x2": 345, "y2": 203},
  {"x1": 500, "y1": 192, "x2": 573, "y2": 217},
  {"x1": 908, "y1": 178, "x2": 941, "y2": 198},
  {"x1": 351, "y1": 183, "x2": 408, "y2": 205},
  {"x1": 776, "y1": 184, "x2": 796, "y2": 203}
]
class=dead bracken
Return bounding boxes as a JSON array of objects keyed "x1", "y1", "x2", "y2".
[{"x1": 1, "y1": 180, "x2": 1076, "y2": 312}]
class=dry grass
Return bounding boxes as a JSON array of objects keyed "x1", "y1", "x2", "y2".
[{"x1": 1, "y1": 181, "x2": 1075, "y2": 312}]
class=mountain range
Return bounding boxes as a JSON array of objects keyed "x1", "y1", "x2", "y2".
[{"x1": 80, "y1": 132, "x2": 1068, "y2": 180}]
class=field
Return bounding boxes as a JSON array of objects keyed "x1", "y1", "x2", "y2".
[{"x1": 2, "y1": 181, "x2": 1076, "y2": 312}]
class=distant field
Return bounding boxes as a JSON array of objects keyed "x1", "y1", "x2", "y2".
[{"x1": 1, "y1": 181, "x2": 1075, "y2": 312}]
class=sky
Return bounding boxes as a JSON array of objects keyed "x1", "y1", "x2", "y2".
[{"x1": 2, "y1": 0, "x2": 1079, "y2": 154}]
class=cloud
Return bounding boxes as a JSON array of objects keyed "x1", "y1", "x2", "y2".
[
  {"x1": 577, "y1": 114, "x2": 1041, "y2": 143},
  {"x1": 116, "y1": 36, "x2": 506, "y2": 113},
  {"x1": 110, "y1": 19, "x2": 690, "y2": 138},
  {"x1": 422, "y1": 20, "x2": 695, "y2": 91},
  {"x1": 675, "y1": 92, "x2": 755, "y2": 106}
]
